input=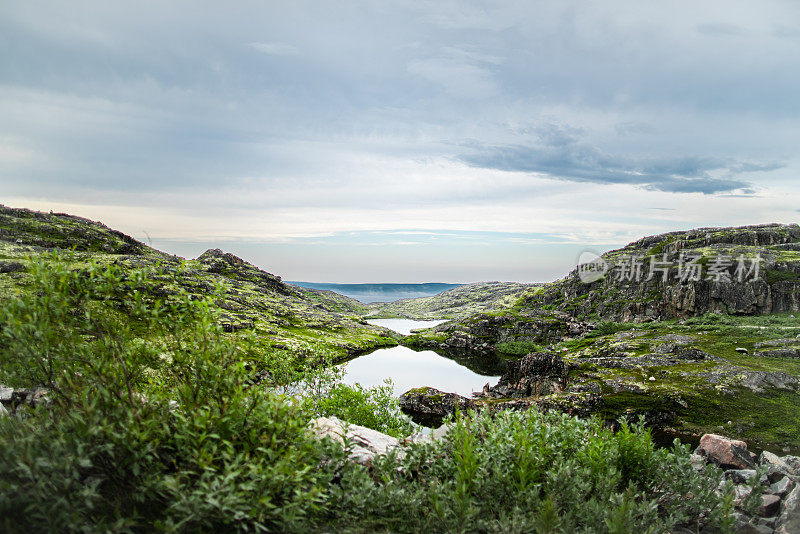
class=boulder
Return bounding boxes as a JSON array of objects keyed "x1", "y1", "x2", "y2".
[
  {"x1": 759, "y1": 494, "x2": 782, "y2": 517},
  {"x1": 0, "y1": 385, "x2": 13, "y2": 404},
  {"x1": 776, "y1": 484, "x2": 800, "y2": 531},
  {"x1": 761, "y1": 450, "x2": 800, "y2": 480},
  {"x1": 698, "y1": 434, "x2": 757, "y2": 469},
  {"x1": 399, "y1": 387, "x2": 474, "y2": 427},
  {"x1": 309, "y1": 416, "x2": 402, "y2": 465},
  {"x1": 754, "y1": 348, "x2": 800, "y2": 359},
  {"x1": 490, "y1": 351, "x2": 568, "y2": 397},
  {"x1": 724, "y1": 469, "x2": 759, "y2": 485},
  {"x1": 771, "y1": 477, "x2": 796, "y2": 498}
]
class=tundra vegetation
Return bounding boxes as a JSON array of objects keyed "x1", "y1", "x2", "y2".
[{"x1": 0, "y1": 206, "x2": 798, "y2": 531}]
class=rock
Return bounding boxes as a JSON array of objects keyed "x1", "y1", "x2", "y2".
[
  {"x1": 724, "y1": 469, "x2": 759, "y2": 484},
  {"x1": 759, "y1": 494, "x2": 782, "y2": 517},
  {"x1": 0, "y1": 261, "x2": 25, "y2": 273},
  {"x1": 761, "y1": 450, "x2": 800, "y2": 479},
  {"x1": 754, "y1": 348, "x2": 800, "y2": 359},
  {"x1": 399, "y1": 387, "x2": 475, "y2": 427},
  {"x1": 699, "y1": 434, "x2": 757, "y2": 469},
  {"x1": 776, "y1": 484, "x2": 800, "y2": 531},
  {"x1": 429, "y1": 424, "x2": 451, "y2": 441},
  {"x1": 736, "y1": 347, "x2": 749, "y2": 354},
  {"x1": 0, "y1": 385, "x2": 13, "y2": 404},
  {"x1": 489, "y1": 351, "x2": 567, "y2": 398},
  {"x1": 771, "y1": 477, "x2": 796, "y2": 498},
  {"x1": 309, "y1": 416, "x2": 402, "y2": 465},
  {"x1": 732, "y1": 483, "x2": 753, "y2": 506},
  {"x1": 756, "y1": 516, "x2": 777, "y2": 530},
  {"x1": 690, "y1": 453, "x2": 706, "y2": 472},
  {"x1": 737, "y1": 524, "x2": 773, "y2": 534},
  {"x1": 739, "y1": 371, "x2": 799, "y2": 393}
]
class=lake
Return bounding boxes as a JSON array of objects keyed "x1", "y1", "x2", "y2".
[
  {"x1": 338, "y1": 319, "x2": 504, "y2": 397},
  {"x1": 289, "y1": 282, "x2": 461, "y2": 303}
]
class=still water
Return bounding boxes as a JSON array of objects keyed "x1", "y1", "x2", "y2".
[{"x1": 338, "y1": 319, "x2": 504, "y2": 397}]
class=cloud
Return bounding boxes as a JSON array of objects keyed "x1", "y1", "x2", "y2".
[
  {"x1": 407, "y1": 54, "x2": 499, "y2": 99},
  {"x1": 457, "y1": 125, "x2": 782, "y2": 194},
  {"x1": 248, "y1": 42, "x2": 300, "y2": 55},
  {"x1": 1, "y1": 1, "x2": 800, "y2": 280},
  {"x1": 697, "y1": 23, "x2": 746, "y2": 36}
]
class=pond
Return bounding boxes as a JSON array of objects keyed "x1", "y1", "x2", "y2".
[{"x1": 338, "y1": 319, "x2": 505, "y2": 397}]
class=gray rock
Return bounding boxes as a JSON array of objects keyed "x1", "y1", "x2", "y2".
[
  {"x1": 0, "y1": 385, "x2": 13, "y2": 403},
  {"x1": 489, "y1": 351, "x2": 567, "y2": 398},
  {"x1": 737, "y1": 523, "x2": 773, "y2": 534},
  {"x1": 309, "y1": 416, "x2": 402, "y2": 465},
  {"x1": 761, "y1": 450, "x2": 800, "y2": 479},
  {"x1": 735, "y1": 347, "x2": 749, "y2": 354},
  {"x1": 739, "y1": 371, "x2": 800, "y2": 393},
  {"x1": 690, "y1": 453, "x2": 706, "y2": 472},
  {"x1": 756, "y1": 516, "x2": 777, "y2": 529},
  {"x1": 0, "y1": 261, "x2": 25, "y2": 273},
  {"x1": 771, "y1": 477, "x2": 796, "y2": 498},
  {"x1": 754, "y1": 348, "x2": 800, "y2": 359},
  {"x1": 733, "y1": 483, "x2": 754, "y2": 506},
  {"x1": 776, "y1": 484, "x2": 800, "y2": 531}
]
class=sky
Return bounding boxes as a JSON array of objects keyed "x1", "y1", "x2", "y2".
[{"x1": 1, "y1": 1, "x2": 799, "y2": 282}]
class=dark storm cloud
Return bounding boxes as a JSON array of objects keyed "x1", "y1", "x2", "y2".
[{"x1": 458, "y1": 125, "x2": 783, "y2": 194}]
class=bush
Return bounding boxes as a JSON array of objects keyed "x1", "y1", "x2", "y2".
[
  {"x1": 311, "y1": 380, "x2": 415, "y2": 438},
  {"x1": 495, "y1": 340, "x2": 543, "y2": 355},
  {"x1": 321, "y1": 410, "x2": 732, "y2": 533},
  {"x1": 0, "y1": 257, "x2": 327, "y2": 531}
]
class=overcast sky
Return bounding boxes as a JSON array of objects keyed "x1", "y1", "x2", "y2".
[{"x1": 2, "y1": 1, "x2": 799, "y2": 282}]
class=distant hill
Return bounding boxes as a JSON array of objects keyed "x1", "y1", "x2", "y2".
[
  {"x1": 0, "y1": 204, "x2": 399, "y2": 362},
  {"x1": 367, "y1": 281, "x2": 539, "y2": 320},
  {"x1": 288, "y1": 282, "x2": 461, "y2": 303}
]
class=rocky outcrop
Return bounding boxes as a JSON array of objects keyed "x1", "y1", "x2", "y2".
[
  {"x1": 405, "y1": 310, "x2": 592, "y2": 355},
  {"x1": 197, "y1": 248, "x2": 290, "y2": 295},
  {"x1": 489, "y1": 351, "x2": 568, "y2": 397},
  {"x1": 0, "y1": 204, "x2": 151, "y2": 255},
  {"x1": 529, "y1": 223, "x2": 800, "y2": 322},
  {"x1": 398, "y1": 387, "x2": 475, "y2": 427},
  {"x1": 367, "y1": 281, "x2": 538, "y2": 320}
]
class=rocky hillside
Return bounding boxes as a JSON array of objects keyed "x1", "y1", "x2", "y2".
[
  {"x1": 400, "y1": 224, "x2": 800, "y2": 454},
  {"x1": 533, "y1": 223, "x2": 800, "y2": 322},
  {"x1": 0, "y1": 205, "x2": 398, "y2": 362},
  {"x1": 367, "y1": 281, "x2": 537, "y2": 320}
]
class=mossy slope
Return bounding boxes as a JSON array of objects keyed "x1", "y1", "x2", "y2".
[{"x1": 0, "y1": 205, "x2": 398, "y2": 363}]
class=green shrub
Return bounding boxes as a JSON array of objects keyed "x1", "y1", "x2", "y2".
[
  {"x1": 321, "y1": 410, "x2": 731, "y2": 533},
  {"x1": 0, "y1": 256, "x2": 327, "y2": 531},
  {"x1": 495, "y1": 340, "x2": 543, "y2": 355},
  {"x1": 587, "y1": 321, "x2": 639, "y2": 337},
  {"x1": 311, "y1": 380, "x2": 415, "y2": 438}
]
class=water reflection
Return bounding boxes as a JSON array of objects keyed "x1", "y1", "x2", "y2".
[{"x1": 338, "y1": 319, "x2": 504, "y2": 397}]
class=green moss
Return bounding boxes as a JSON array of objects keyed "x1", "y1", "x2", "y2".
[{"x1": 765, "y1": 269, "x2": 800, "y2": 285}]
